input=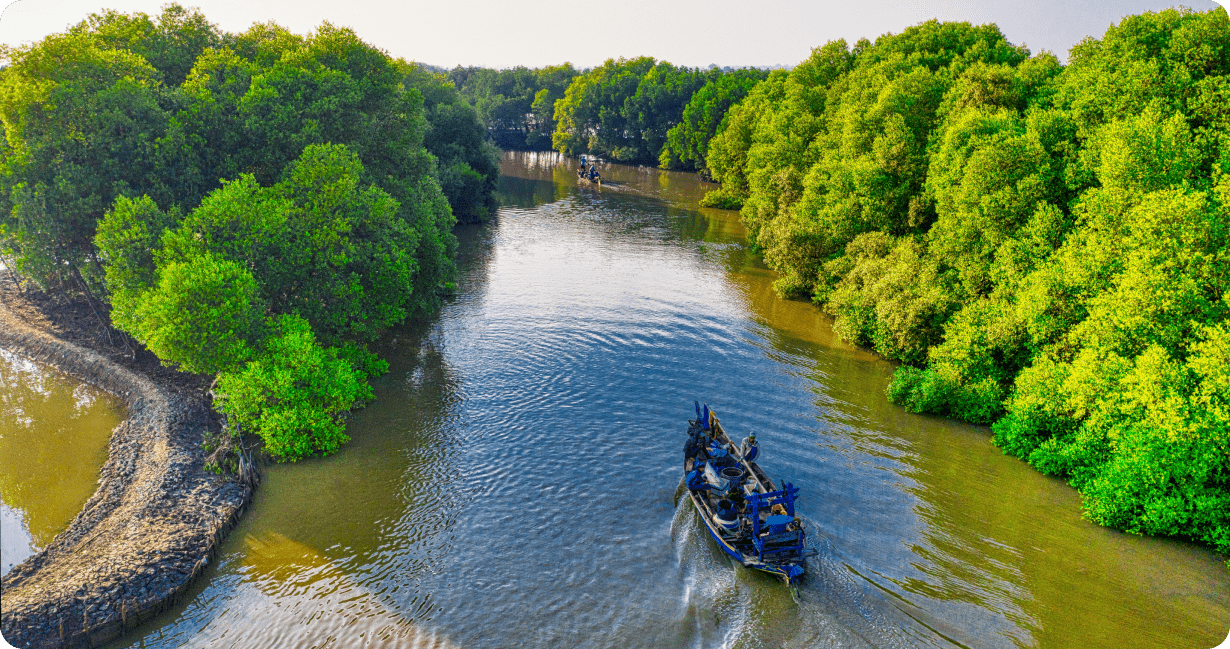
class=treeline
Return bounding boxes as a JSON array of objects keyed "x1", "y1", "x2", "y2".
[
  {"x1": 447, "y1": 64, "x2": 580, "y2": 150},
  {"x1": 445, "y1": 9, "x2": 1230, "y2": 557},
  {"x1": 447, "y1": 60, "x2": 767, "y2": 173},
  {"x1": 703, "y1": 10, "x2": 1229, "y2": 556},
  {"x1": 0, "y1": 6, "x2": 498, "y2": 460}
]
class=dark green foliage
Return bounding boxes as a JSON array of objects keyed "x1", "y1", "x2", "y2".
[
  {"x1": 402, "y1": 63, "x2": 500, "y2": 222},
  {"x1": 158, "y1": 144, "x2": 420, "y2": 342},
  {"x1": 73, "y1": 5, "x2": 223, "y2": 87},
  {"x1": 2, "y1": 6, "x2": 491, "y2": 461},
  {"x1": 551, "y1": 57, "x2": 657, "y2": 161},
  {"x1": 618, "y1": 63, "x2": 714, "y2": 164},
  {"x1": 551, "y1": 58, "x2": 716, "y2": 164},
  {"x1": 661, "y1": 69, "x2": 767, "y2": 173},
  {"x1": 0, "y1": 31, "x2": 171, "y2": 288},
  {"x1": 448, "y1": 64, "x2": 579, "y2": 150}
]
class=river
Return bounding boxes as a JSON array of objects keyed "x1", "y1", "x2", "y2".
[{"x1": 7, "y1": 151, "x2": 1225, "y2": 648}]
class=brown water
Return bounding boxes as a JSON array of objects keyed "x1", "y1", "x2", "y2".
[
  {"x1": 26, "y1": 150, "x2": 1218, "y2": 649},
  {"x1": 0, "y1": 348, "x2": 121, "y2": 575}
]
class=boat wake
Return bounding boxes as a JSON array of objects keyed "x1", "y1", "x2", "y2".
[{"x1": 671, "y1": 492, "x2": 967, "y2": 649}]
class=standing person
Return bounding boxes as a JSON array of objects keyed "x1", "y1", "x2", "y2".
[{"x1": 740, "y1": 434, "x2": 759, "y2": 462}]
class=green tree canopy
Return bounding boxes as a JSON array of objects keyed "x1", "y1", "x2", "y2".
[
  {"x1": 706, "y1": 8, "x2": 1230, "y2": 556},
  {"x1": 402, "y1": 63, "x2": 500, "y2": 222},
  {"x1": 660, "y1": 68, "x2": 767, "y2": 173},
  {"x1": 0, "y1": 6, "x2": 497, "y2": 461}
]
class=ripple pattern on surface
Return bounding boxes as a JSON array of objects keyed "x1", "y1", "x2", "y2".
[{"x1": 108, "y1": 152, "x2": 1230, "y2": 649}]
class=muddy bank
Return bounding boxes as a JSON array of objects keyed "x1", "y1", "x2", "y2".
[{"x1": 0, "y1": 285, "x2": 251, "y2": 649}]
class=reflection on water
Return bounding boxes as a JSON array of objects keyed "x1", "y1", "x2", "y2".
[
  {"x1": 0, "y1": 349, "x2": 121, "y2": 575},
  {"x1": 102, "y1": 150, "x2": 1226, "y2": 649}
]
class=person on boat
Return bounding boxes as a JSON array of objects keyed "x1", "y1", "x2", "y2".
[
  {"x1": 684, "y1": 425, "x2": 706, "y2": 460},
  {"x1": 727, "y1": 479, "x2": 747, "y2": 510},
  {"x1": 687, "y1": 466, "x2": 712, "y2": 492},
  {"x1": 740, "y1": 434, "x2": 759, "y2": 462}
]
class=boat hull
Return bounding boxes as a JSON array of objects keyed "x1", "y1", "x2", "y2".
[
  {"x1": 686, "y1": 490, "x2": 799, "y2": 583},
  {"x1": 682, "y1": 408, "x2": 810, "y2": 586}
]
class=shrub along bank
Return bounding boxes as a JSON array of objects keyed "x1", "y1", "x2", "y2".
[
  {"x1": 0, "y1": 6, "x2": 495, "y2": 461},
  {"x1": 705, "y1": 9, "x2": 1230, "y2": 557}
]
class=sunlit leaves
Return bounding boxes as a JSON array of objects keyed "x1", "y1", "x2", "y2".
[
  {"x1": 215, "y1": 314, "x2": 375, "y2": 461},
  {"x1": 127, "y1": 252, "x2": 263, "y2": 375}
]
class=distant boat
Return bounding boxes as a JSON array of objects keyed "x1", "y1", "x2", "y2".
[
  {"x1": 683, "y1": 402, "x2": 815, "y2": 584},
  {"x1": 577, "y1": 162, "x2": 601, "y2": 185}
]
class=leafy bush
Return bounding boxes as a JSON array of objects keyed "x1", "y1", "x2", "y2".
[
  {"x1": 126, "y1": 253, "x2": 263, "y2": 375},
  {"x1": 714, "y1": 8, "x2": 1230, "y2": 554},
  {"x1": 215, "y1": 314, "x2": 378, "y2": 461}
]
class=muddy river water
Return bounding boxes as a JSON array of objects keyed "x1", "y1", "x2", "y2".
[
  {"x1": 0, "y1": 348, "x2": 120, "y2": 577},
  {"x1": 3, "y1": 151, "x2": 1226, "y2": 648}
]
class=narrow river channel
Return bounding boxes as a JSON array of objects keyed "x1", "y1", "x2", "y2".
[{"x1": 6, "y1": 151, "x2": 1219, "y2": 648}]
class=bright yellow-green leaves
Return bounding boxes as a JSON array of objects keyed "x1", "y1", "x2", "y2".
[
  {"x1": 129, "y1": 252, "x2": 262, "y2": 375},
  {"x1": 97, "y1": 144, "x2": 406, "y2": 460},
  {"x1": 704, "y1": 8, "x2": 1230, "y2": 555},
  {"x1": 215, "y1": 314, "x2": 376, "y2": 461}
]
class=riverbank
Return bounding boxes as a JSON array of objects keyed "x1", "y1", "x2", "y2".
[{"x1": 0, "y1": 281, "x2": 252, "y2": 649}]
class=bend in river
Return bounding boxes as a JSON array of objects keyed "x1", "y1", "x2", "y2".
[{"x1": 13, "y1": 150, "x2": 1210, "y2": 648}]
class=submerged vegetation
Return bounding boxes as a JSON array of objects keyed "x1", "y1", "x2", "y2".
[{"x1": 0, "y1": 6, "x2": 497, "y2": 461}]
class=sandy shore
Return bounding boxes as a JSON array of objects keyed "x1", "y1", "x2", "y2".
[{"x1": 0, "y1": 284, "x2": 251, "y2": 649}]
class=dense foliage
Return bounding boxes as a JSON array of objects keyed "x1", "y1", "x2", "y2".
[
  {"x1": 402, "y1": 63, "x2": 500, "y2": 222},
  {"x1": 551, "y1": 58, "x2": 716, "y2": 165},
  {"x1": 660, "y1": 68, "x2": 768, "y2": 174},
  {"x1": 0, "y1": 7, "x2": 490, "y2": 460},
  {"x1": 448, "y1": 64, "x2": 579, "y2": 150},
  {"x1": 708, "y1": 9, "x2": 1230, "y2": 555},
  {"x1": 445, "y1": 60, "x2": 767, "y2": 173}
]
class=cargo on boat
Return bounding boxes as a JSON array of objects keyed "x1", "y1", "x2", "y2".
[
  {"x1": 577, "y1": 158, "x2": 602, "y2": 184},
  {"x1": 683, "y1": 402, "x2": 815, "y2": 584}
]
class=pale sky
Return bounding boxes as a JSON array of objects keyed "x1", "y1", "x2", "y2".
[{"x1": 0, "y1": 0, "x2": 1224, "y2": 69}]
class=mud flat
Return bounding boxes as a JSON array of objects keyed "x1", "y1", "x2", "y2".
[{"x1": 0, "y1": 285, "x2": 251, "y2": 649}]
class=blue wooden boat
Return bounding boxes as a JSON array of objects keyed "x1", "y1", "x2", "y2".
[
  {"x1": 577, "y1": 160, "x2": 602, "y2": 185},
  {"x1": 683, "y1": 403, "x2": 815, "y2": 584}
]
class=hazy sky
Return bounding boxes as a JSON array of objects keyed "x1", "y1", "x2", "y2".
[{"x1": 0, "y1": 0, "x2": 1224, "y2": 69}]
